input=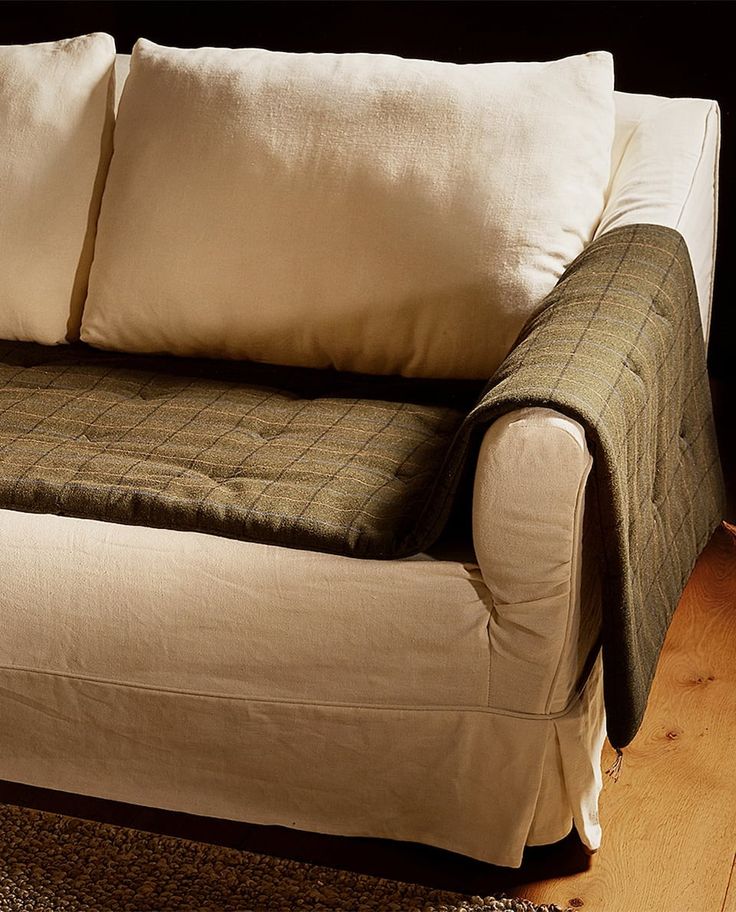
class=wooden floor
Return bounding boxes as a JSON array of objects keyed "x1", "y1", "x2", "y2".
[
  {"x1": 521, "y1": 522, "x2": 736, "y2": 911},
  {"x1": 2, "y1": 527, "x2": 735, "y2": 912}
]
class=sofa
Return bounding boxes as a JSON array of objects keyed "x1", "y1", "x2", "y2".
[{"x1": 0, "y1": 35, "x2": 724, "y2": 868}]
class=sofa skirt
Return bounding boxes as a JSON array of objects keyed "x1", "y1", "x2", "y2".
[
  {"x1": 0, "y1": 506, "x2": 604, "y2": 867},
  {"x1": 0, "y1": 656, "x2": 603, "y2": 868}
]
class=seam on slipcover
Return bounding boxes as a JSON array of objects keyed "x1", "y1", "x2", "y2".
[
  {"x1": 706, "y1": 103, "x2": 720, "y2": 342},
  {"x1": 0, "y1": 662, "x2": 592, "y2": 720},
  {"x1": 674, "y1": 102, "x2": 711, "y2": 235},
  {"x1": 597, "y1": 108, "x2": 643, "y2": 231},
  {"x1": 523, "y1": 723, "x2": 566, "y2": 848},
  {"x1": 675, "y1": 101, "x2": 710, "y2": 233},
  {"x1": 486, "y1": 601, "x2": 495, "y2": 707},
  {"x1": 551, "y1": 660, "x2": 605, "y2": 853},
  {"x1": 674, "y1": 101, "x2": 717, "y2": 341},
  {"x1": 545, "y1": 446, "x2": 594, "y2": 714}
]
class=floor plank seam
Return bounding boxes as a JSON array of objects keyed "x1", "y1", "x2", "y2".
[{"x1": 720, "y1": 853, "x2": 736, "y2": 912}]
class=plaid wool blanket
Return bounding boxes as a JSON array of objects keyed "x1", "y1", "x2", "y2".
[
  {"x1": 455, "y1": 223, "x2": 725, "y2": 747},
  {"x1": 0, "y1": 223, "x2": 723, "y2": 747}
]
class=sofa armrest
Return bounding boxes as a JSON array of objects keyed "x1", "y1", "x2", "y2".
[
  {"x1": 473, "y1": 407, "x2": 598, "y2": 715},
  {"x1": 463, "y1": 224, "x2": 723, "y2": 748}
]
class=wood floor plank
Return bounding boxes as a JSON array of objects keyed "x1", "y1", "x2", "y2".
[
  {"x1": 722, "y1": 856, "x2": 736, "y2": 912},
  {"x1": 517, "y1": 524, "x2": 736, "y2": 912}
]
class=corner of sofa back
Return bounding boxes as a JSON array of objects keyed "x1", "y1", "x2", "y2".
[{"x1": 605, "y1": 91, "x2": 720, "y2": 343}]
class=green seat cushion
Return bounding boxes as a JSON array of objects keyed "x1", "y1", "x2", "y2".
[{"x1": 0, "y1": 342, "x2": 481, "y2": 558}]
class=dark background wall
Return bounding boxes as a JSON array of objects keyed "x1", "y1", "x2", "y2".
[{"x1": 1, "y1": 0, "x2": 732, "y2": 379}]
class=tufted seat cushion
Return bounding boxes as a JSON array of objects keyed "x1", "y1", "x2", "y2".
[{"x1": 0, "y1": 342, "x2": 480, "y2": 558}]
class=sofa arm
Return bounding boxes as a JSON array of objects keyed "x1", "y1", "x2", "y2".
[
  {"x1": 463, "y1": 224, "x2": 723, "y2": 749},
  {"x1": 473, "y1": 407, "x2": 598, "y2": 715}
]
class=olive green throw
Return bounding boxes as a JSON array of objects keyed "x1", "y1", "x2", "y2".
[
  {"x1": 457, "y1": 223, "x2": 725, "y2": 748},
  {"x1": 0, "y1": 224, "x2": 724, "y2": 748},
  {"x1": 0, "y1": 346, "x2": 478, "y2": 558}
]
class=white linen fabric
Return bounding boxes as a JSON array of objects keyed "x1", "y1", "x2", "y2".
[
  {"x1": 0, "y1": 505, "x2": 603, "y2": 867},
  {"x1": 82, "y1": 42, "x2": 615, "y2": 378},
  {"x1": 0, "y1": 34, "x2": 115, "y2": 344},
  {"x1": 108, "y1": 55, "x2": 719, "y2": 345},
  {"x1": 598, "y1": 93, "x2": 720, "y2": 339},
  {"x1": 0, "y1": 65, "x2": 717, "y2": 865},
  {"x1": 0, "y1": 659, "x2": 604, "y2": 868}
]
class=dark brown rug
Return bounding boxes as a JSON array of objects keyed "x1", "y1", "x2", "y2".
[{"x1": 0, "y1": 803, "x2": 570, "y2": 912}]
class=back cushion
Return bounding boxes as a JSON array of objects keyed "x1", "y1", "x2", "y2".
[
  {"x1": 0, "y1": 33, "x2": 115, "y2": 344},
  {"x1": 82, "y1": 40, "x2": 615, "y2": 378},
  {"x1": 599, "y1": 93, "x2": 719, "y2": 341}
]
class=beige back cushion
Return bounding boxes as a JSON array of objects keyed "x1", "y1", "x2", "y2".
[
  {"x1": 82, "y1": 41, "x2": 614, "y2": 378},
  {"x1": 0, "y1": 33, "x2": 115, "y2": 344},
  {"x1": 597, "y1": 93, "x2": 720, "y2": 341}
]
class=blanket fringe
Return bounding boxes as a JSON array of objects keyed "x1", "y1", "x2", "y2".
[{"x1": 605, "y1": 748, "x2": 624, "y2": 782}]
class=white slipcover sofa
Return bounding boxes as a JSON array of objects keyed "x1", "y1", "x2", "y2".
[{"x1": 0, "y1": 40, "x2": 719, "y2": 868}]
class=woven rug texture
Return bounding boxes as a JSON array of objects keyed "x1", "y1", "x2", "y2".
[{"x1": 0, "y1": 804, "x2": 570, "y2": 912}]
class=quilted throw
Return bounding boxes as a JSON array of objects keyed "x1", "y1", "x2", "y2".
[
  {"x1": 0, "y1": 342, "x2": 479, "y2": 557},
  {"x1": 455, "y1": 223, "x2": 725, "y2": 747},
  {"x1": 0, "y1": 223, "x2": 724, "y2": 747}
]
